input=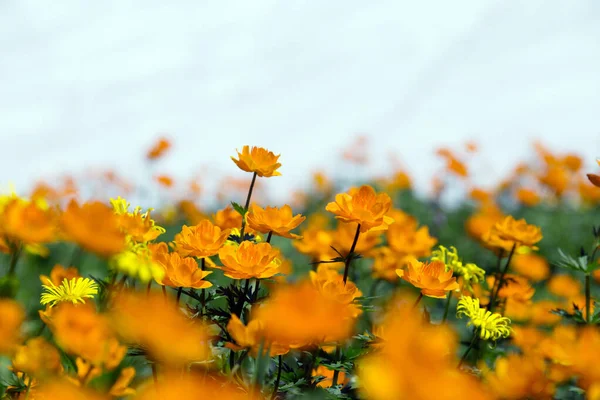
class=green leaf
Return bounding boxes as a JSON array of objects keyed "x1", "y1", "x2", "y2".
[
  {"x1": 555, "y1": 249, "x2": 589, "y2": 273},
  {"x1": 231, "y1": 201, "x2": 248, "y2": 217}
]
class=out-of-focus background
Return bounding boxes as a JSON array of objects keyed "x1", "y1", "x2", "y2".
[{"x1": 1, "y1": 1, "x2": 599, "y2": 204}]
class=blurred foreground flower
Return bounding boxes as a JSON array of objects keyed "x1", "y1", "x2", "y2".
[
  {"x1": 136, "y1": 372, "x2": 250, "y2": 400},
  {"x1": 0, "y1": 299, "x2": 24, "y2": 355}
]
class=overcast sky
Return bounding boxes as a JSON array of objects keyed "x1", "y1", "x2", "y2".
[{"x1": 1, "y1": 1, "x2": 599, "y2": 204}]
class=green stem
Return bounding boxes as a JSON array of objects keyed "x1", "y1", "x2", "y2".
[
  {"x1": 330, "y1": 345, "x2": 342, "y2": 387},
  {"x1": 24, "y1": 375, "x2": 32, "y2": 400},
  {"x1": 271, "y1": 355, "x2": 283, "y2": 400},
  {"x1": 458, "y1": 329, "x2": 479, "y2": 368},
  {"x1": 176, "y1": 287, "x2": 183, "y2": 306},
  {"x1": 488, "y1": 244, "x2": 516, "y2": 313},
  {"x1": 442, "y1": 293, "x2": 452, "y2": 323},
  {"x1": 413, "y1": 292, "x2": 424, "y2": 309},
  {"x1": 235, "y1": 279, "x2": 251, "y2": 317},
  {"x1": 8, "y1": 243, "x2": 22, "y2": 276},
  {"x1": 200, "y1": 258, "x2": 207, "y2": 317},
  {"x1": 266, "y1": 231, "x2": 273, "y2": 243},
  {"x1": 586, "y1": 273, "x2": 591, "y2": 323},
  {"x1": 252, "y1": 279, "x2": 261, "y2": 303},
  {"x1": 342, "y1": 224, "x2": 361, "y2": 285},
  {"x1": 239, "y1": 172, "x2": 258, "y2": 241},
  {"x1": 146, "y1": 280, "x2": 152, "y2": 294}
]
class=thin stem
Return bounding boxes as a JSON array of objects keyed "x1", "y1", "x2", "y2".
[
  {"x1": 8, "y1": 243, "x2": 22, "y2": 276},
  {"x1": 239, "y1": 172, "x2": 258, "y2": 240},
  {"x1": 200, "y1": 258, "x2": 207, "y2": 317},
  {"x1": 442, "y1": 293, "x2": 452, "y2": 323},
  {"x1": 488, "y1": 244, "x2": 516, "y2": 313},
  {"x1": 146, "y1": 280, "x2": 152, "y2": 295},
  {"x1": 235, "y1": 279, "x2": 251, "y2": 317},
  {"x1": 271, "y1": 355, "x2": 283, "y2": 400},
  {"x1": 342, "y1": 224, "x2": 361, "y2": 285},
  {"x1": 24, "y1": 375, "x2": 32, "y2": 400},
  {"x1": 252, "y1": 279, "x2": 261, "y2": 303},
  {"x1": 330, "y1": 345, "x2": 342, "y2": 387},
  {"x1": 266, "y1": 231, "x2": 273, "y2": 243},
  {"x1": 485, "y1": 249, "x2": 505, "y2": 311},
  {"x1": 586, "y1": 273, "x2": 591, "y2": 323},
  {"x1": 413, "y1": 293, "x2": 424, "y2": 309},
  {"x1": 458, "y1": 329, "x2": 479, "y2": 368},
  {"x1": 176, "y1": 287, "x2": 183, "y2": 306}
]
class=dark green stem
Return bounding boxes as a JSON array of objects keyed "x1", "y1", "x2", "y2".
[
  {"x1": 235, "y1": 279, "x2": 251, "y2": 317},
  {"x1": 266, "y1": 231, "x2": 273, "y2": 243},
  {"x1": 200, "y1": 258, "x2": 207, "y2": 317},
  {"x1": 442, "y1": 293, "x2": 452, "y2": 323},
  {"x1": 586, "y1": 273, "x2": 591, "y2": 323},
  {"x1": 342, "y1": 224, "x2": 361, "y2": 285},
  {"x1": 252, "y1": 279, "x2": 261, "y2": 303},
  {"x1": 458, "y1": 329, "x2": 479, "y2": 368},
  {"x1": 330, "y1": 346, "x2": 342, "y2": 387},
  {"x1": 488, "y1": 244, "x2": 516, "y2": 313},
  {"x1": 239, "y1": 172, "x2": 258, "y2": 240},
  {"x1": 271, "y1": 355, "x2": 283, "y2": 400},
  {"x1": 413, "y1": 292, "x2": 424, "y2": 309},
  {"x1": 176, "y1": 287, "x2": 183, "y2": 306},
  {"x1": 8, "y1": 244, "x2": 22, "y2": 276}
]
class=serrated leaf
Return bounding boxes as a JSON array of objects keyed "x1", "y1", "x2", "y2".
[
  {"x1": 231, "y1": 201, "x2": 248, "y2": 217},
  {"x1": 556, "y1": 249, "x2": 589, "y2": 273}
]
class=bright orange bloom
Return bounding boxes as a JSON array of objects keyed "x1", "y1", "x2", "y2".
[
  {"x1": 310, "y1": 265, "x2": 363, "y2": 317},
  {"x1": 217, "y1": 241, "x2": 281, "y2": 279},
  {"x1": 109, "y1": 291, "x2": 210, "y2": 365},
  {"x1": 146, "y1": 137, "x2": 171, "y2": 160},
  {"x1": 387, "y1": 225, "x2": 437, "y2": 258},
  {"x1": 231, "y1": 145, "x2": 282, "y2": 177},
  {"x1": 40, "y1": 264, "x2": 80, "y2": 286},
  {"x1": 484, "y1": 354, "x2": 555, "y2": 399},
  {"x1": 154, "y1": 174, "x2": 174, "y2": 188},
  {"x1": 156, "y1": 251, "x2": 212, "y2": 289},
  {"x1": 482, "y1": 215, "x2": 542, "y2": 252},
  {"x1": 174, "y1": 219, "x2": 230, "y2": 258},
  {"x1": 12, "y1": 337, "x2": 62, "y2": 377},
  {"x1": 246, "y1": 204, "x2": 306, "y2": 239},
  {"x1": 359, "y1": 299, "x2": 489, "y2": 400},
  {"x1": 60, "y1": 200, "x2": 126, "y2": 257},
  {"x1": 397, "y1": 259, "x2": 459, "y2": 298},
  {"x1": 212, "y1": 205, "x2": 243, "y2": 230},
  {"x1": 0, "y1": 299, "x2": 24, "y2": 355},
  {"x1": 0, "y1": 198, "x2": 56, "y2": 246},
  {"x1": 253, "y1": 280, "x2": 355, "y2": 346},
  {"x1": 548, "y1": 274, "x2": 581, "y2": 298},
  {"x1": 135, "y1": 372, "x2": 249, "y2": 400},
  {"x1": 516, "y1": 188, "x2": 541, "y2": 206},
  {"x1": 313, "y1": 365, "x2": 349, "y2": 388},
  {"x1": 293, "y1": 225, "x2": 336, "y2": 261},
  {"x1": 226, "y1": 314, "x2": 289, "y2": 356},
  {"x1": 510, "y1": 253, "x2": 549, "y2": 282},
  {"x1": 326, "y1": 185, "x2": 394, "y2": 233}
]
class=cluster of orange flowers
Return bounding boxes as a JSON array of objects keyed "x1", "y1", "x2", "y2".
[{"x1": 1, "y1": 139, "x2": 600, "y2": 399}]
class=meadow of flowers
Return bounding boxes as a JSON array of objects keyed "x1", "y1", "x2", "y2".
[{"x1": 1, "y1": 139, "x2": 600, "y2": 399}]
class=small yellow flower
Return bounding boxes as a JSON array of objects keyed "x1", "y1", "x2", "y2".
[
  {"x1": 456, "y1": 296, "x2": 511, "y2": 341},
  {"x1": 111, "y1": 242, "x2": 165, "y2": 283},
  {"x1": 40, "y1": 277, "x2": 99, "y2": 308},
  {"x1": 431, "y1": 245, "x2": 485, "y2": 292}
]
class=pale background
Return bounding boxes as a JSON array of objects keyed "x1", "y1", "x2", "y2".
[{"x1": 1, "y1": 1, "x2": 599, "y2": 204}]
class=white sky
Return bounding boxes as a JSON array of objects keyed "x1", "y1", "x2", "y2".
[{"x1": 1, "y1": 1, "x2": 599, "y2": 204}]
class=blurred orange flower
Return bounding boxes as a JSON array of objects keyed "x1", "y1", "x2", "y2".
[
  {"x1": 293, "y1": 225, "x2": 336, "y2": 261},
  {"x1": 217, "y1": 241, "x2": 281, "y2": 280},
  {"x1": 371, "y1": 246, "x2": 410, "y2": 282},
  {"x1": 12, "y1": 337, "x2": 62, "y2": 377},
  {"x1": 226, "y1": 314, "x2": 289, "y2": 356},
  {"x1": 110, "y1": 291, "x2": 211, "y2": 365},
  {"x1": 387, "y1": 225, "x2": 437, "y2": 258},
  {"x1": 231, "y1": 145, "x2": 282, "y2": 177},
  {"x1": 154, "y1": 174, "x2": 174, "y2": 188},
  {"x1": 516, "y1": 188, "x2": 540, "y2": 206},
  {"x1": 60, "y1": 200, "x2": 126, "y2": 257},
  {"x1": 135, "y1": 372, "x2": 249, "y2": 400},
  {"x1": 146, "y1": 137, "x2": 172, "y2": 160},
  {"x1": 539, "y1": 165, "x2": 569, "y2": 196},
  {"x1": 174, "y1": 220, "x2": 231, "y2": 258},
  {"x1": 213, "y1": 205, "x2": 243, "y2": 230},
  {"x1": 482, "y1": 215, "x2": 542, "y2": 252},
  {"x1": 465, "y1": 205, "x2": 504, "y2": 242},
  {"x1": 510, "y1": 253, "x2": 549, "y2": 282},
  {"x1": 333, "y1": 221, "x2": 381, "y2": 255},
  {"x1": 397, "y1": 259, "x2": 459, "y2": 298},
  {"x1": 484, "y1": 354, "x2": 555, "y2": 399},
  {"x1": 310, "y1": 265, "x2": 363, "y2": 317},
  {"x1": 246, "y1": 204, "x2": 306, "y2": 239},
  {"x1": 548, "y1": 274, "x2": 581, "y2": 298},
  {"x1": 326, "y1": 185, "x2": 393, "y2": 233},
  {"x1": 0, "y1": 299, "x2": 24, "y2": 355},
  {"x1": 40, "y1": 264, "x2": 80, "y2": 286},
  {"x1": 0, "y1": 198, "x2": 56, "y2": 247}
]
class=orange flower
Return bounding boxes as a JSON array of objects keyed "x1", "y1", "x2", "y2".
[
  {"x1": 217, "y1": 241, "x2": 281, "y2": 279},
  {"x1": 371, "y1": 247, "x2": 411, "y2": 282},
  {"x1": 231, "y1": 145, "x2": 282, "y2": 177},
  {"x1": 310, "y1": 265, "x2": 363, "y2": 317},
  {"x1": 135, "y1": 372, "x2": 249, "y2": 400},
  {"x1": 225, "y1": 314, "x2": 289, "y2": 356},
  {"x1": 325, "y1": 185, "x2": 394, "y2": 233},
  {"x1": 386, "y1": 225, "x2": 437, "y2": 258},
  {"x1": 246, "y1": 204, "x2": 306, "y2": 239},
  {"x1": 548, "y1": 274, "x2": 581, "y2": 298},
  {"x1": 484, "y1": 354, "x2": 555, "y2": 399},
  {"x1": 40, "y1": 264, "x2": 80, "y2": 286},
  {"x1": 156, "y1": 251, "x2": 212, "y2": 289},
  {"x1": 12, "y1": 337, "x2": 62, "y2": 377},
  {"x1": 154, "y1": 174, "x2": 174, "y2": 188},
  {"x1": 110, "y1": 291, "x2": 210, "y2": 365},
  {"x1": 397, "y1": 259, "x2": 459, "y2": 298},
  {"x1": 516, "y1": 188, "x2": 540, "y2": 206},
  {"x1": 174, "y1": 220, "x2": 230, "y2": 258},
  {"x1": 34, "y1": 380, "x2": 108, "y2": 400},
  {"x1": 0, "y1": 299, "x2": 24, "y2": 355},
  {"x1": 212, "y1": 206, "x2": 243, "y2": 230},
  {"x1": 465, "y1": 205, "x2": 504, "y2": 242},
  {"x1": 293, "y1": 225, "x2": 336, "y2": 261},
  {"x1": 146, "y1": 137, "x2": 171, "y2": 160},
  {"x1": 482, "y1": 215, "x2": 542, "y2": 252},
  {"x1": 469, "y1": 188, "x2": 492, "y2": 204},
  {"x1": 313, "y1": 365, "x2": 349, "y2": 388},
  {"x1": 539, "y1": 165, "x2": 569, "y2": 196},
  {"x1": 333, "y1": 221, "x2": 381, "y2": 255},
  {"x1": 60, "y1": 200, "x2": 126, "y2": 257},
  {"x1": 510, "y1": 253, "x2": 549, "y2": 282},
  {"x1": 0, "y1": 198, "x2": 56, "y2": 246},
  {"x1": 178, "y1": 200, "x2": 208, "y2": 225},
  {"x1": 253, "y1": 280, "x2": 355, "y2": 346}
]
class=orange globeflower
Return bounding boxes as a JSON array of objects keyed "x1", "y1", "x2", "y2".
[
  {"x1": 325, "y1": 185, "x2": 394, "y2": 233},
  {"x1": 246, "y1": 204, "x2": 306, "y2": 239},
  {"x1": 397, "y1": 259, "x2": 459, "y2": 298},
  {"x1": 231, "y1": 145, "x2": 282, "y2": 177},
  {"x1": 539, "y1": 165, "x2": 569, "y2": 196},
  {"x1": 156, "y1": 251, "x2": 212, "y2": 289},
  {"x1": 136, "y1": 372, "x2": 249, "y2": 400},
  {"x1": 173, "y1": 219, "x2": 230, "y2": 258},
  {"x1": 510, "y1": 253, "x2": 549, "y2": 282},
  {"x1": 516, "y1": 188, "x2": 540, "y2": 206},
  {"x1": 0, "y1": 299, "x2": 24, "y2": 355},
  {"x1": 386, "y1": 225, "x2": 437, "y2": 258},
  {"x1": 146, "y1": 137, "x2": 171, "y2": 160},
  {"x1": 0, "y1": 198, "x2": 56, "y2": 246},
  {"x1": 226, "y1": 314, "x2": 289, "y2": 356},
  {"x1": 293, "y1": 225, "x2": 336, "y2": 261},
  {"x1": 465, "y1": 205, "x2": 504, "y2": 242},
  {"x1": 483, "y1": 215, "x2": 542, "y2": 252},
  {"x1": 310, "y1": 265, "x2": 363, "y2": 317},
  {"x1": 484, "y1": 354, "x2": 555, "y2": 399},
  {"x1": 60, "y1": 200, "x2": 126, "y2": 257},
  {"x1": 217, "y1": 241, "x2": 281, "y2": 279},
  {"x1": 12, "y1": 337, "x2": 62, "y2": 377},
  {"x1": 212, "y1": 206, "x2": 243, "y2": 230}
]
